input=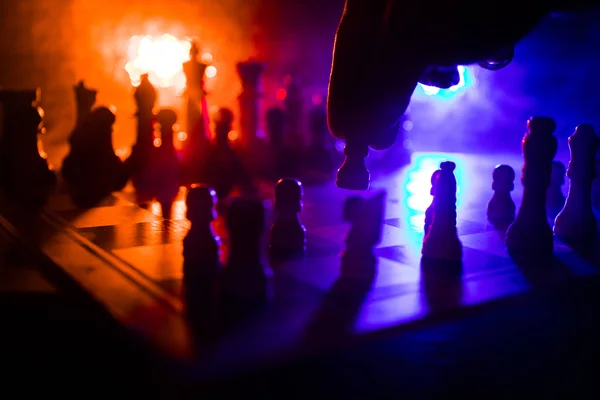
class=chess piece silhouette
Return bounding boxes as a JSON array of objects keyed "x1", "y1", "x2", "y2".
[
  {"x1": 341, "y1": 192, "x2": 385, "y2": 280},
  {"x1": 306, "y1": 101, "x2": 335, "y2": 178},
  {"x1": 424, "y1": 169, "x2": 441, "y2": 234},
  {"x1": 487, "y1": 164, "x2": 516, "y2": 229},
  {"x1": 68, "y1": 81, "x2": 97, "y2": 152},
  {"x1": 422, "y1": 161, "x2": 462, "y2": 262},
  {"x1": 265, "y1": 107, "x2": 287, "y2": 180},
  {"x1": 547, "y1": 160, "x2": 566, "y2": 219},
  {"x1": 62, "y1": 107, "x2": 129, "y2": 208},
  {"x1": 205, "y1": 108, "x2": 249, "y2": 211},
  {"x1": 183, "y1": 185, "x2": 221, "y2": 308},
  {"x1": 131, "y1": 73, "x2": 157, "y2": 204},
  {"x1": 182, "y1": 42, "x2": 210, "y2": 185},
  {"x1": 221, "y1": 197, "x2": 272, "y2": 309},
  {"x1": 506, "y1": 117, "x2": 557, "y2": 258},
  {"x1": 0, "y1": 89, "x2": 56, "y2": 208},
  {"x1": 152, "y1": 109, "x2": 181, "y2": 219},
  {"x1": 554, "y1": 125, "x2": 599, "y2": 248},
  {"x1": 593, "y1": 157, "x2": 600, "y2": 211},
  {"x1": 269, "y1": 178, "x2": 306, "y2": 264}
]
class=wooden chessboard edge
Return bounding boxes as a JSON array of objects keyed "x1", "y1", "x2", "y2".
[{"x1": 0, "y1": 198, "x2": 198, "y2": 365}]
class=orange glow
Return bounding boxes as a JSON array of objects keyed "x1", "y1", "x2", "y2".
[
  {"x1": 115, "y1": 147, "x2": 132, "y2": 160},
  {"x1": 276, "y1": 88, "x2": 287, "y2": 101},
  {"x1": 153, "y1": 138, "x2": 162, "y2": 147},
  {"x1": 177, "y1": 131, "x2": 188, "y2": 142},
  {"x1": 201, "y1": 53, "x2": 213, "y2": 64},
  {"x1": 228, "y1": 130, "x2": 239, "y2": 141}
]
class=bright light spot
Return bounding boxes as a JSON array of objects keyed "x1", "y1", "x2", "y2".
[
  {"x1": 418, "y1": 66, "x2": 472, "y2": 99},
  {"x1": 153, "y1": 138, "x2": 162, "y2": 147},
  {"x1": 205, "y1": 65, "x2": 217, "y2": 78},
  {"x1": 108, "y1": 105, "x2": 118, "y2": 114},
  {"x1": 209, "y1": 105, "x2": 220, "y2": 115},
  {"x1": 115, "y1": 147, "x2": 131, "y2": 160},
  {"x1": 228, "y1": 130, "x2": 239, "y2": 141},
  {"x1": 173, "y1": 123, "x2": 180, "y2": 131},
  {"x1": 403, "y1": 120, "x2": 414, "y2": 131},
  {"x1": 276, "y1": 88, "x2": 287, "y2": 101},
  {"x1": 125, "y1": 34, "x2": 192, "y2": 94},
  {"x1": 201, "y1": 52, "x2": 213, "y2": 64},
  {"x1": 177, "y1": 131, "x2": 188, "y2": 142}
]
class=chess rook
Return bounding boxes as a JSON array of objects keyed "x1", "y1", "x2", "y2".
[
  {"x1": 553, "y1": 124, "x2": 599, "y2": 247},
  {"x1": 487, "y1": 164, "x2": 516, "y2": 229},
  {"x1": 424, "y1": 169, "x2": 441, "y2": 235},
  {"x1": 269, "y1": 178, "x2": 306, "y2": 262},
  {"x1": 506, "y1": 117, "x2": 557, "y2": 256},
  {"x1": 422, "y1": 161, "x2": 462, "y2": 262}
]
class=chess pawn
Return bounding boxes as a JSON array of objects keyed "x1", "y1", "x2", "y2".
[
  {"x1": 222, "y1": 198, "x2": 272, "y2": 302},
  {"x1": 546, "y1": 161, "x2": 566, "y2": 219},
  {"x1": 183, "y1": 185, "x2": 221, "y2": 300},
  {"x1": 341, "y1": 192, "x2": 385, "y2": 280},
  {"x1": 269, "y1": 178, "x2": 306, "y2": 263},
  {"x1": 506, "y1": 117, "x2": 557, "y2": 257},
  {"x1": 68, "y1": 81, "x2": 97, "y2": 151},
  {"x1": 422, "y1": 161, "x2": 462, "y2": 262},
  {"x1": 424, "y1": 169, "x2": 441, "y2": 234},
  {"x1": 553, "y1": 125, "x2": 599, "y2": 247},
  {"x1": 486, "y1": 164, "x2": 516, "y2": 229},
  {"x1": 153, "y1": 109, "x2": 181, "y2": 218}
]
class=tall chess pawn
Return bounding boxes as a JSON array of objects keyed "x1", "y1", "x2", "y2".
[
  {"x1": 506, "y1": 117, "x2": 558, "y2": 257},
  {"x1": 182, "y1": 185, "x2": 221, "y2": 301},
  {"x1": 553, "y1": 125, "x2": 599, "y2": 248},
  {"x1": 153, "y1": 109, "x2": 181, "y2": 219},
  {"x1": 221, "y1": 198, "x2": 272, "y2": 304},
  {"x1": 487, "y1": 164, "x2": 516, "y2": 229},
  {"x1": 269, "y1": 178, "x2": 306, "y2": 263},
  {"x1": 424, "y1": 169, "x2": 441, "y2": 235},
  {"x1": 422, "y1": 161, "x2": 462, "y2": 262},
  {"x1": 546, "y1": 161, "x2": 566, "y2": 219}
]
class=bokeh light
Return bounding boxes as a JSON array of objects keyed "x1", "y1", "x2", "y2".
[{"x1": 417, "y1": 66, "x2": 473, "y2": 99}]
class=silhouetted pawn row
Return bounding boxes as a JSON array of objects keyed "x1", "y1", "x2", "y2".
[
  {"x1": 553, "y1": 124, "x2": 599, "y2": 248},
  {"x1": 269, "y1": 178, "x2": 306, "y2": 265},
  {"x1": 422, "y1": 161, "x2": 462, "y2": 263},
  {"x1": 487, "y1": 164, "x2": 516, "y2": 229},
  {"x1": 341, "y1": 191, "x2": 385, "y2": 280},
  {"x1": 183, "y1": 185, "x2": 273, "y2": 317}
]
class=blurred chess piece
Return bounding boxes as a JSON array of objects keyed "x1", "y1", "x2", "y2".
[
  {"x1": 131, "y1": 73, "x2": 157, "y2": 204},
  {"x1": 68, "y1": 81, "x2": 97, "y2": 151},
  {"x1": 153, "y1": 109, "x2": 181, "y2": 219},
  {"x1": 305, "y1": 98, "x2": 336, "y2": 181},
  {"x1": 341, "y1": 191, "x2": 385, "y2": 280},
  {"x1": 183, "y1": 185, "x2": 221, "y2": 309},
  {"x1": 546, "y1": 160, "x2": 566, "y2": 219},
  {"x1": 593, "y1": 157, "x2": 600, "y2": 211},
  {"x1": 0, "y1": 89, "x2": 56, "y2": 208},
  {"x1": 62, "y1": 107, "x2": 129, "y2": 208},
  {"x1": 554, "y1": 125, "x2": 599, "y2": 248},
  {"x1": 182, "y1": 42, "x2": 210, "y2": 185},
  {"x1": 506, "y1": 117, "x2": 557, "y2": 258},
  {"x1": 221, "y1": 197, "x2": 272, "y2": 308},
  {"x1": 487, "y1": 164, "x2": 516, "y2": 229},
  {"x1": 269, "y1": 178, "x2": 306, "y2": 264}
]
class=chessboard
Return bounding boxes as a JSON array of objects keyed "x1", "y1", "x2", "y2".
[{"x1": 1, "y1": 151, "x2": 599, "y2": 383}]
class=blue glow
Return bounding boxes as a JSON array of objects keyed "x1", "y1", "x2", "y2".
[{"x1": 417, "y1": 66, "x2": 474, "y2": 99}]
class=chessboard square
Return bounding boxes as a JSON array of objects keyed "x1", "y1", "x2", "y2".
[
  {"x1": 378, "y1": 224, "x2": 412, "y2": 248},
  {"x1": 306, "y1": 234, "x2": 343, "y2": 257},
  {"x1": 460, "y1": 230, "x2": 510, "y2": 257},
  {"x1": 460, "y1": 246, "x2": 515, "y2": 278},
  {"x1": 78, "y1": 220, "x2": 188, "y2": 250},
  {"x1": 462, "y1": 268, "x2": 530, "y2": 306},
  {"x1": 57, "y1": 205, "x2": 161, "y2": 229},
  {"x1": 375, "y1": 244, "x2": 423, "y2": 266},
  {"x1": 355, "y1": 290, "x2": 427, "y2": 333},
  {"x1": 309, "y1": 224, "x2": 349, "y2": 245},
  {"x1": 457, "y1": 218, "x2": 495, "y2": 235},
  {"x1": 112, "y1": 242, "x2": 183, "y2": 281},
  {"x1": 384, "y1": 218, "x2": 402, "y2": 228},
  {"x1": 374, "y1": 257, "x2": 421, "y2": 289}
]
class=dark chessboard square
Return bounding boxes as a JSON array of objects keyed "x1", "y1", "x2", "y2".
[
  {"x1": 306, "y1": 234, "x2": 343, "y2": 257},
  {"x1": 375, "y1": 244, "x2": 422, "y2": 266},
  {"x1": 457, "y1": 219, "x2": 496, "y2": 236},
  {"x1": 78, "y1": 220, "x2": 188, "y2": 250},
  {"x1": 384, "y1": 218, "x2": 402, "y2": 228}
]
